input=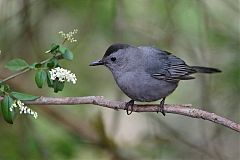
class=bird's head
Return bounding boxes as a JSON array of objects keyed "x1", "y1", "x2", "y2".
[{"x1": 90, "y1": 43, "x2": 132, "y2": 72}]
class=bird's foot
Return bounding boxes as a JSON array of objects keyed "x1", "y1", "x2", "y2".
[
  {"x1": 157, "y1": 97, "x2": 166, "y2": 116},
  {"x1": 125, "y1": 100, "x2": 134, "y2": 115}
]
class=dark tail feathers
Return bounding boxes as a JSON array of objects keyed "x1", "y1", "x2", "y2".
[{"x1": 191, "y1": 66, "x2": 221, "y2": 74}]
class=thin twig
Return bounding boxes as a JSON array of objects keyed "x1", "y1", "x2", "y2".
[
  {"x1": 1, "y1": 68, "x2": 31, "y2": 82},
  {"x1": 1, "y1": 58, "x2": 53, "y2": 83},
  {"x1": 21, "y1": 96, "x2": 240, "y2": 133}
]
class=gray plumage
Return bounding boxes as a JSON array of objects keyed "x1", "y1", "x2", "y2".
[{"x1": 90, "y1": 43, "x2": 221, "y2": 114}]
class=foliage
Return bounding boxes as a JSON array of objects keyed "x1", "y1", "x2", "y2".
[{"x1": 0, "y1": 31, "x2": 77, "y2": 124}]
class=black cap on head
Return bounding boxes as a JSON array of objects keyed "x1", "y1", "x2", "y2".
[{"x1": 103, "y1": 43, "x2": 130, "y2": 58}]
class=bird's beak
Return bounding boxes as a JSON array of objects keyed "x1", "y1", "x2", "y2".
[{"x1": 89, "y1": 59, "x2": 104, "y2": 66}]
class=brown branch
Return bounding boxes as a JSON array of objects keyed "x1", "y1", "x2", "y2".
[{"x1": 23, "y1": 96, "x2": 240, "y2": 133}]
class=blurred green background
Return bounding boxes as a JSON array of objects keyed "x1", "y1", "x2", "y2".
[{"x1": 0, "y1": 0, "x2": 239, "y2": 160}]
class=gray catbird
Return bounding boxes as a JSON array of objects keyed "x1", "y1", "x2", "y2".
[{"x1": 90, "y1": 43, "x2": 221, "y2": 115}]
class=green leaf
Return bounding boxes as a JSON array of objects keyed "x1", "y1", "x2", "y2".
[
  {"x1": 58, "y1": 46, "x2": 67, "y2": 55},
  {"x1": 46, "y1": 58, "x2": 58, "y2": 69},
  {"x1": 50, "y1": 44, "x2": 60, "y2": 54},
  {"x1": 11, "y1": 92, "x2": 39, "y2": 101},
  {"x1": 29, "y1": 63, "x2": 42, "y2": 69},
  {"x1": 58, "y1": 46, "x2": 74, "y2": 60},
  {"x1": 47, "y1": 72, "x2": 53, "y2": 88},
  {"x1": 45, "y1": 44, "x2": 60, "y2": 54},
  {"x1": 0, "y1": 84, "x2": 11, "y2": 94},
  {"x1": 5, "y1": 58, "x2": 29, "y2": 71},
  {"x1": 53, "y1": 80, "x2": 64, "y2": 93},
  {"x1": 0, "y1": 85, "x2": 4, "y2": 92},
  {"x1": 1, "y1": 95, "x2": 15, "y2": 124},
  {"x1": 63, "y1": 49, "x2": 74, "y2": 60},
  {"x1": 0, "y1": 85, "x2": 4, "y2": 96},
  {"x1": 35, "y1": 70, "x2": 47, "y2": 88}
]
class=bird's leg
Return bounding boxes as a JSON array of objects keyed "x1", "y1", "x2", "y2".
[
  {"x1": 158, "y1": 97, "x2": 166, "y2": 116},
  {"x1": 125, "y1": 100, "x2": 134, "y2": 115}
]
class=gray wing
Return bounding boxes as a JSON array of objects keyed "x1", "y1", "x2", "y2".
[{"x1": 145, "y1": 50, "x2": 197, "y2": 82}]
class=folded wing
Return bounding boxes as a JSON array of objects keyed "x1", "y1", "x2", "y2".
[{"x1": 151, "y1": 54, "x2": 196, "y2": 82}]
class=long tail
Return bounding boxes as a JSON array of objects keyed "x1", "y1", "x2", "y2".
[{"x1": 191, "y1": 66, "x2": 221, "y2": 73}]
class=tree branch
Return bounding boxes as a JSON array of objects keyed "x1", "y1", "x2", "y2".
[{"x1": 23, "y1": 96, "x2": 240, "y2": 132}]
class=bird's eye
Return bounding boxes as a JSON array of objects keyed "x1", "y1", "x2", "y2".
[{"x1": 111, "y1": 57, "x2": 116, "y2": 62}]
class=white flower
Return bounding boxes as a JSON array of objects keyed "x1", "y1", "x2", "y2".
[
  {"x1": 59, "y1": 29, "x2": 78, "y2": 43},
  {"x1": 49, "y1": 67, "x2": 77, "y2": 84},
  {"x1": 10, "y1": 100, "x2": 38, "y2": 119}
]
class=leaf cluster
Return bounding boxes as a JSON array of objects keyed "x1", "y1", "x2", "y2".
[{"x1": 0, "y1": 43, "x2": 75, "y2": 124}]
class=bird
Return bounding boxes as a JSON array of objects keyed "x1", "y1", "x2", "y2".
[{"x1": 90, "y1": 43, "x2": 221, "y2": 115}]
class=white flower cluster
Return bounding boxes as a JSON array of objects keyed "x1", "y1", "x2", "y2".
[
  {"x1": 59, "y1": 29, "x2": 78, "y2": 43},
  {"x1": 49, "y1": 67, "x2": 77, "y2": 84},
  {"x1": 10, "y1": 100, "x2": 38, "y2": 119}
]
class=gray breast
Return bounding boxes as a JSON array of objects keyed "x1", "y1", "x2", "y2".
[{"x1": 114, "y1": 71, "x2": 178, "y2": 102}]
